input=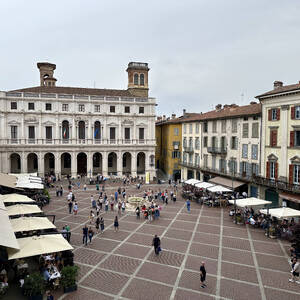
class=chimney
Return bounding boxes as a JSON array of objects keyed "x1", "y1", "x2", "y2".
[
  {"x1": 223, "y1": 104, "x2": 229, "y2": 109},
  {"x1": 250, "y1": 101, "x2": 257, "y2": 105},
  {"x1": 273, "y1": 81, "x2": 283, "y2": 89},
  {"x1": 183, "y1": 109, "x2": 186, "y2": 116},
  {"x1": 171, "y1": 113, "x2": 176, "y2": 119},
  {"x1": 37, "y1": 62, "x2": 57, "y2": 86},
  {"x1": 215, "y1": 104, "x2": 222, "y2": 111},
  {"x1": 163, "y1": 115, "x2": 166, "y2": 120},
  {"x1": 230, "y1": 104, "x2": 239, "y2": 108}
]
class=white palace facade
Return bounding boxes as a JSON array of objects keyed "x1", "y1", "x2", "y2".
[{"x1": 0, "y1": 62, "x2": 156, "y2": 179}]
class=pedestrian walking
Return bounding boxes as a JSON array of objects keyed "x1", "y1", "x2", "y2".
[
  {"x1": 73, "y1": 202, "x2": 78, "y2": 215},
  {"x1": 200, "y1": 261, "x2": 207, "y2": 288},
  {"x1": 82, "y1": 225, "x2": 88, "y2": 246},
  {"x1": 186, "y1": 199, "x2": 191, "y2": 212},
  {"x1": 114, "y1": 216, "x2": 119, "y2": 232},
  {"x1": 95, "y1": 217, "x2": 100, "y2": 233},
  {"x1": 121, "y1": 200, "x2": 126, "y2": 214},
  {"x1": 289, "y1": 257, "x2": 300, "y2": 283},
  {"x1": 105, "y1": 199, "x2": 109, "y2": 212},
  {"x1": 100, "y1": 217, "x2": 104, "y2": 233},
  {"x1": 68, "y1": 200, "x2": 73, "y2": 214},
  {"x1": 118, "y1": 201, "x2": 122, "y2": 215},
  {"x1": 65, "y1": 224, "x2": 71, "y2": 242},
  {"x1": 173, "y1": 192, "x2": 177, "y2": 203},
  {"x1": 110, "y1": 196, "x2": 114, "y2": 211},
  {"x1": 83, "y1": 183, "x2": 87, "y2": 191},
  {"x1": 62, "y1": 226, "x2": 68, "y2": 240},
  {"x1": 136, "y1": 206, "x2": 140, "y2": 219},
  {"x1": 152, "y1": 235, "x2": 161, "y2": 255},
  {"x1": 88, "y1": 227, "x2": 94, "y2": 244},
  {"x1": 89, "y1": 210, "x2": 95, "y2": 224}
]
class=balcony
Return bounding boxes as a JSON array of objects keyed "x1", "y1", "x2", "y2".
[
  {"x1": 207, "y1": 147, "x2": 227, "y2": 154},
  {"x1": 183, "y1": 146, "x2": 194, "y2": 153}
]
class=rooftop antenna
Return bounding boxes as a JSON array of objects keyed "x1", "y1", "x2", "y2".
[
  {"x1": 241, "y1": 92, "x2": 244, "y2": 104},
  {"x1": 93, "y1": 81, "x2": 96, "y2": 88}
]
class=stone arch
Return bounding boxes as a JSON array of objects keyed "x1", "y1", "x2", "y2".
[
  {"x1": 77, "y1": 152, "x2": 87, "y2": 175},
  {"x1": 137, "y1": 152, "x2": 145, "y2": 174},
  {"x1": 61, "y1": 152, "x2": 71, "y2": 175},
  {"x1": 27, "y1": 153, "x2": 38, "y2": 173},
  {"x1": 108, "y1": 152, "x2": 117, "y2": 175},
  {"x1": 93, "y1": 152, "x2": 102, "y2": 175},
  {"x1": 10, "y1": 153, "x2": 21, "y2": 173},
  {"x1": 122, "y1": 152, "x2": 132, "y2": 175},
  {"x1": 44, "y1": 153, "x2": 55, "y2": 176}
]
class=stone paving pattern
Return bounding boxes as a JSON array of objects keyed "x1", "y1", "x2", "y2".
[{"x1": 41, "y1": 182, "x2": 300, "y2": 300}]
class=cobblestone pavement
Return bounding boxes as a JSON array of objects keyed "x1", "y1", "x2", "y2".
[{"x1": 42, "y1": 182, "x2": 300, "y2": 300}]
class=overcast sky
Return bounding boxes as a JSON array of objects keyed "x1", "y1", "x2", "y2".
[{"x1": 1, "y1": 0, "x2": 300, "y2": 116}]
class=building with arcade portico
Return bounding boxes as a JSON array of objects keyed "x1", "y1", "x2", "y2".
[{"x1": 0, "y1": 62, "x2": 156, "y2": 180}]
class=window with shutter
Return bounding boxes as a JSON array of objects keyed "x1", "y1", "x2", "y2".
[
  {"x1": 290, "y1": 131, "x2": 295, "y2": 147},
  {"x1": 242, "y1": 123, "x2": 249, "y2": 138},
  {"x1": 252, "y1": 123, "x2": 259, "y2": 138},
  {"x1": 291, "y1": 106, "x2": 295, "y2": 119},
  {"x1": 268, "y1": 109, "x2": 272, "y2": 121},
  {"x1": 293, "y1": 165, "x2": 300, "y2": 184},
  {"x1": 251, "y1": 145, "x2": 258, "y2": 160},
  {"x1": 289, "y1": 164, "x2": 294, "y2": 183},
  {"x1": 242, "y1": 144, "x2": 248, "y2": 158},
  {"x1": 296, "y1": 106, "x2": 300, "y2": 119},
  {"x1": 275, "y1": 162, "x2": 278, "y2": 179},
  {"x1": 277, "y1": 109, "x2": 280, "y2": 120},
  {"x1": 266, "y1": 161, "x2": 270, "y2": 178}
]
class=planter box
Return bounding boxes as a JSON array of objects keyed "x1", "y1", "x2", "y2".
[{"x1": 63, "y1": 285, "x2": 77, "y2": 293}]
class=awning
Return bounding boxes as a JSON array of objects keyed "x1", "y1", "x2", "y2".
[
  {"x1": 207, "y1": 185, "x2": 232, "y2": 193},
  {"x1": 0, "y1": 173, "x2": 18, "y2": 189},
  {"x1": 229, "y1": 197, "x2": 272, "y2": 207},
  {"x1": 184, "y1": 179, "x2": 201, "y2": 185},
  {"x1": 194, "y1": 182, "x2": 215, "y2": 189},
  {"x1": 7, "y1": 204, "x2": 42, "y2": 216},
  {"x1": 10, "y1": 217, "x2": 56, "y2": 232},
  {"x1": 260, "y1": 207, "x2": 300, "y2": 219},
  {"x1": 7, "y1": 234, "x2": 73, "y2": 260},
  {"x1": 0, "y1": 194, "x2": 35, "y2": 204},
  {"x1": 208, "y1": 176, "x2": 245, "y2": 189},
  {"x1": 279, "y1": 192, "x2": 300, "y2": 204},
  {"x1": 16, "y1": 182, "x2": 44, "y2": 189},
  {"x1": 0, "y1": 200, "x2": 20, "y2": 250}
]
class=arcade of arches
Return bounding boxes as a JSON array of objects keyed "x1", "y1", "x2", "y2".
[{"x1": 9, "y1": 151, "x2": 155, "y2": 179}]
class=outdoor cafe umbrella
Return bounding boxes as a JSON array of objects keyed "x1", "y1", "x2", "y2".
[
  {"x1": 194, "y1": 182, "x2": 215, "y2": 189},
  {"x1": 228, "y1": 198, "x2": 272, "y2": 207},
  {"x1": 6, "y1": 204, "x2": 42, "y2": 216},
  {"x1": 260, "y1": 207, "x2": 300, "y2": 219},
  {"x1": 10, "y1": 217, "x2": 56, "y2": 232},
  {"x1": 0, "y1": 194, "x2": 35, "y2": 204},
  {"x1": 184, "y1": 179, "x2": 201, "y2": 185},
  {"x1": 7, "y1": 234, "x2": 73, "y2": 260},
  {"x1": 207, "y1": 185, "x2": 232, "y2": 193}
]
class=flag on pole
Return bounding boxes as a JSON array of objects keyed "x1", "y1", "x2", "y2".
[
  {"x1": 63, "y1": 128, "x2": 67, "y2": 138},
  {"x1": 94, "y1": 128, "x2": 99, "y2": 138}
]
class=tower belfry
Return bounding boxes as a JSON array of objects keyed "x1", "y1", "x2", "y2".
[
  {"x1": 37, "y1": 62, "x2": 57, "y2": 86},
  {"x1": 126, "y1": 62, "x2": 149, "y2": 97}
]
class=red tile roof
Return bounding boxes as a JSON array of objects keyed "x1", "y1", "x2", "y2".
[
  {"x1": 156, "y1": 113, "x2": 202, "y2": 125},
  {"x1": 10, "y1": 86, "x2": 135, "y2": 97},
  {"x1": 256, "y1": 83, "x2": 300, "y2": 98}
]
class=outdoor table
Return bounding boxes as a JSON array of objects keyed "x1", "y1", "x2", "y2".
[{"x1": 17, "y1": 263, "x2": 28, "y2": 270}]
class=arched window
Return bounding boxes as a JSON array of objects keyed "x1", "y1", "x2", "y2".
[
  {"x1": 134, "y1": 73, "x2": 139, "y2": 85},
  {"x1": 62, "y1": 121, "x2": 69, "y2": 140},
  {"x1": 94, "y1": 121, "x2": 101, "y2": 140},
  {"x1": 78, "y1": 121, "x2": 85, "y2": 140},
  {"x1": 140, "y1": 74, "x2": 145, "y2": 86}
]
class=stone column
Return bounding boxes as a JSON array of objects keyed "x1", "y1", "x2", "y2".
[
  {"x1": 21, "y1": 152, "x2": 27, "y2": 174},
  {"x1": 102, "y1": 152, "x2": 108, "y2": 176},
  {"x1": 87, "y1": 152, "x2": 92, "y2": 178},
  {"x1": 87, "y1": 122, "x2": 91, "y2": 144},
  {"x1": 131, "y1": 152, "x2": 137, "y2": 177},
  {"x1": 280, "y1": 105, "x2": 289, "y2": 180},
  {"x1": 71, "y1": 152, "x2": 77, "y2": 178},
  {"x1": 55, "y1": 153, "x2": 61, "y2": 179},
  {"x1": 117, "y1": 151, "x2": 122, "y2": 177},
  {"x1": 39, "y1": 152, "x2": 44, "y2": 177}
]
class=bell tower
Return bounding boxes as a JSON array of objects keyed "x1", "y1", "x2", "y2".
[
  {"x1": 126, "y1": 62, "x2": 149, "y2": 97},
  {"x1": 37, "y1": 62, "x2": 57, "y2": 87}
]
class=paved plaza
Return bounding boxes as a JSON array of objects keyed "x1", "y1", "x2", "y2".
[{"x1": 42, "y1": 182, "x2": 300, "y2": 300}]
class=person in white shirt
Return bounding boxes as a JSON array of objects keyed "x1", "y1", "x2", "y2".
[{"x1": 289, "y1": 257, "x2": 300, "y2": 283}]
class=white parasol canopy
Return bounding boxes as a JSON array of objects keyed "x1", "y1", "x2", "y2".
[
  {"x1": 260, "y1": 207, "x2": 300, "y2": 219},
  {"x1": 7, "y1": 204, "x2": 42, "y2": 216},
  {"x1": 10, "y1": 217, "x2": 56, "y2": 232},
  {"x1": 207, "y1": 185, "x2": 232, "y2": 193},
  {"x1": 195, "y1": 182, "x2": 215, "y2": 189},
  {"x1": 0, "y1": 194, "x2": 35, "y2": 204},
  {"x1": 7, "y1": 234, "x2": 73, "y2": 260},
  {"x1": 229, "y1": 197, "x2": 272, "y2": 207},
  {"x1": 0, "y1": 200, "x2": 19, "y2": 250},
  {"x1": 184, "y1": 179, "x2": 201, "y2": 185}
]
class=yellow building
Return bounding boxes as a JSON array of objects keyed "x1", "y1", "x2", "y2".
[{"x1": 155, "y1": 113, "x2": 199, "y2": 180}]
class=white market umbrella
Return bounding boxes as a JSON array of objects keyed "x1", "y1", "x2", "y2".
[
  {"x1": 7, "y1": 204, "x2": 42, "y2": 216},
  {"x1": 229, "y1": 198, "x2": 272, "y2": 207},
  {"x1": 184, "y1": 179, "x2": 201, "y2": 185},
  {"x1": 195, "y1": 182, "x2": 215, "y2": 189},
  {"x1": 0, "y1": 194, "x2": 35, "y2": 204},
  {"x1": 10, "y1": 217, "x2": 56, "y2": 232},
  {"x1": 7, "y1": 234, "x2": 73, "y2": 260},
  {"x1": 260, "y1": 207, "x2": 300, "y2": 219},
  {"x1": 207, "y1": 185, "x2": 232, "y2": 193}
]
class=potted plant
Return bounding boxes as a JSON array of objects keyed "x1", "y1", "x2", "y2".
[
  {"x1": 61, "y1": 265, "x2": 79, "y2": 293},
  {"x1": 23, "y1": 272, "x2": 45, "y2": 300}
]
